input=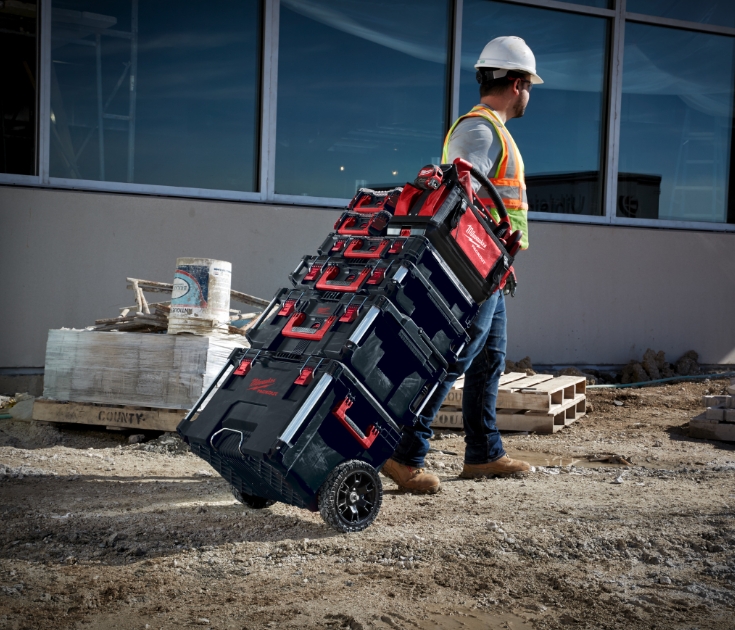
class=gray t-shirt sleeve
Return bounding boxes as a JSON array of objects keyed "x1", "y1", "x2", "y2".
[{"x1": 445, "y1": 116, "x2": 502, "y2": 194}]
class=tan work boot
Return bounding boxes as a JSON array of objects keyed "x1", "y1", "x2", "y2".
[
  {"x1": 381, "y1": 459, "x2": 440, "y2": 494},
  {"x1": 460, "y1": 455, "x2": 531, "y2": 478}
]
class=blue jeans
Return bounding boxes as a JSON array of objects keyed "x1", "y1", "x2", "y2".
[{"x1": 392, "y1": 291, "x2": 507, "y2": 466}]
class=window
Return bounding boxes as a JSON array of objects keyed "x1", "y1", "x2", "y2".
[
  {"x1": 627, "y1": 1, "x2": 735, "y2": 29},
  {"x1": 49, "y1": 0, "x2": 261, "y2": 191},
  {"x1": 275, "y1": 0, "x2": 451, "y2": 199},
  {"x1": 618, "y1": 23, "x2": 734, "y2": 223},
  {"x1": 1, "y1": 0, "x2": 38, "y2": 175},
  {"x1": 460, "y1": 1, "x2": 609, "y2": 216}
]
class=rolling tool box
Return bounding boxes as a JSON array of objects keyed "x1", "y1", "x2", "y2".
[
  {"x1": 387, "y1": 158, "x2": 523, "y2": 303},
  {"x1": 179, "y1": 161, "x2": 521, "y2": 534},
  {"x1": 177, "y1": 349, "x2": 402, "y2": 532},
  {"x1": 246, "y1": 291, "x2": 447, "y2": 425},
  {"x1": 289, "y1": 253, "x2": 470, "y2": 362}
]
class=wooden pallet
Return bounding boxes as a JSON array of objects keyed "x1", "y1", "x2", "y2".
[
  {"x1": 32, "y1": 399, "x2": 192, "y2": 432},
  {"x1": 442, "y1": 372, "x2": 586, "y2": 412},
  {"x1": 434, "y1": 395, "x2": 586, "y2": 434}
]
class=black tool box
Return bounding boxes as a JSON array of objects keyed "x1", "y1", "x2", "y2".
[
  {"x1": 315, "y1": 233, "x2": 480, "y2": 330},
  {"x1": 246, "y1": 291, "x2": 447, "y2": 425},
  {"x1": 289, "y1": 253, "x2": 470, "y2": 362},
  {"x1": 178, "y1": 349, "x2": 402, "y2": 532}
]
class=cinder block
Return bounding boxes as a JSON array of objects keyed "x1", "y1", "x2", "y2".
[
  {"x1": 703, "y1": 395, "x2": 728, "y2": 408},
  {"x1": 727, "y1": 395, "x2": 735, "y2": 409},
  {"x1": 705, "y1": 407, "x2": 725, "y2": 421},
  {"x1": 729, "y1": 383, "x2": 735, "y2": 396},
  {"x1": 724, "y1": 409, "x2": 735, "y2": 424}
]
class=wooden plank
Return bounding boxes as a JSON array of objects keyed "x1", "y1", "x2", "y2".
[
  {"x1": 32, "y1": 399, "x2": 190, "y2": 432},
  {"x1": 689, "y1": 413, "x2": 735, "y2": 442},
  {"x1": 441, "y1": 372, "x2": 529, "y2": 409},
  {"x1": 498, "y1": 374, "x2": 555, "y2": 390}
]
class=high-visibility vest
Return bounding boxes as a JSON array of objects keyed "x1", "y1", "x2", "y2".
[{"x1": 442, "y1": 104, "x2": 529, "y2": 249}]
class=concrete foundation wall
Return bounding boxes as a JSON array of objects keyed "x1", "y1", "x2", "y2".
[{"x1": 2, "y1": 185, "x2": 734, "y2": 368}]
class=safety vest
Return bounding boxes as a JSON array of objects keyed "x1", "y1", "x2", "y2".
[{"x1": 442, "y1": 104, "x2": 529, "y2": 249}]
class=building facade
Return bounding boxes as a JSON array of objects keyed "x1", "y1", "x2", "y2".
[{"x1": 2, "y1": 0, "x2": 735, "y2": 373}]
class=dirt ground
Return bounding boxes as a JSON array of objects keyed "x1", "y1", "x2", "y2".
[{"x1": 1, "y1": 379, "x2": 734, "y2": 630}]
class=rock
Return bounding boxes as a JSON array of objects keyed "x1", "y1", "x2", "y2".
[
  {"x1": 196, "y1": 618, "x2": 210, "y2": 625},
  {"x1": 196, "y1": 470, "x2": 213, "y2": 477},
  {"x1": 641, "y1": 349, "x2": 661, "y2": 380},
  {"x1": 612, "y1": 476, "x2": 624, "y2": 484},
  {"x1": 675, "y1": 350, "x2": 700, "y2": 376},
  {"x1": 613, "y1": 400, "x2": 624, "y2": 407},
  {"x1": 659, "y1": 576, "x2": 671, "y2": 584},
  {"x1": 621, "y1": 361, "x2": 650, "y2": 384},
  {"x1": 586, "y1": 402, "x2": 595, "y2": 414},
  {"x1": 127, "y1": 434, "x2": 146, "y2": 444}
]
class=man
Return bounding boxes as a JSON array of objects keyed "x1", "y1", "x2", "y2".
[{"x1": 382, "y1": 36, "x2": 540, "y2": 493}]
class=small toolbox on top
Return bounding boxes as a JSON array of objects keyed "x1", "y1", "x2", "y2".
[
  {"x1": 178, "y1": 349, "x2": 401, "y2": 532},
  {"x1": 247, "y1": 291, "x2": 447, "y2": 425},
  {"x1": 387, "y1": 159, "x2": 523, "y2": 303}
]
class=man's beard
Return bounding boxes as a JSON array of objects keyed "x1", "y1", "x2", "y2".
[{"x1": 513, "y1": 99, "x2": 527, "y2": 118}]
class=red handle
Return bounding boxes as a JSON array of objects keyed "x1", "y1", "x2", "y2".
[
  {"x1": 315, "y1": 265, "x2": 371, "y2": 293},
  {"x1": 343, "y1": 238, "x2": 390, "y2": 259},
  {"x1": 337, "y1": 215, "x2": 372, "y2": 236},
  {"x1": 281, "y1": 312, "x2": 337, "y2": 340},
  {"x1": 332, "y1": 398, "x2": 379, "y2": 449}
]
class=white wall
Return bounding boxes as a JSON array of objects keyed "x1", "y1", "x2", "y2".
[{"x1": 1, "y1": 185, "x2": 734, "y2": 368}]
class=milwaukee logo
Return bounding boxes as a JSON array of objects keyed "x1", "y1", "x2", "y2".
[
  {"x1": 249, "y1": 378, "x2": 276, "y2": 390},
  {"x1": 248, "y1": 378, "x2": 279, "y2": 396},
  {"x1": 419, "y1": 167, "x2": 433, "y2": 176},
  {"x1": 465, "y1": 224, "x2": 487, "y2": 250}
]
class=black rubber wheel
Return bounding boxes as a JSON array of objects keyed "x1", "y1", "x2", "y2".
[
  {"x1": 230, "y1": 485, "x2": 275, "y2": 510},
  {"x1": 318, "y1": 460, "x2": 382, "y2": 533}
]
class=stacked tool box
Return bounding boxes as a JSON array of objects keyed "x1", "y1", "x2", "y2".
[{"x1": 178, "y1": 160, "x2": 524, "y2": 532}]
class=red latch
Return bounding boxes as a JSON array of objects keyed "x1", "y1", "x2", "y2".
[
  {"x1": 233, "y1": 358, "x2": 252, "y2": 377},
  {"x1": 331, "y1": 239, "x2": 347, "y2": 253},
  {"x1": 400, "y1": 228, "x2": 411, "y2": 237},
  {"x1": 339, "y1": 305, "x2": 360, "y2": 323},
  {"x1": 278, "y1": 299, "x2": 297, "y2": 317},
  {"x1": 303, "y1": 264, "x2": 322, "y2": 282},
  {"x1": 366, "y1": 267, "x2": 386, "y2": 285},
  {"x1": 294, "y1": 366, "x2": 314, "y2": 386},
  {"x1": 388, "y1": 239, "x2": 404, "y2": 254}
]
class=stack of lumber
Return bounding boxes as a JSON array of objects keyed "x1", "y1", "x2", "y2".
[
  {"x1": 39, "y1": 329, "x2": 245, "y2": 410},
  {"x1": 434, "y1": 372, "x2": 587, "y2": 434},
  {"x1": 689, "y1": 382, "x2": 735, "y2": 442}
]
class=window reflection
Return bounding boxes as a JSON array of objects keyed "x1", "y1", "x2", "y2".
[
  {"x1": 275, "y1": 0, "x2": 450, "y2": 198},
  {"x1": 1, "y1": 0, "x2": 37, "y2": 175},
  {"x1": 460, "y1": 1, "x2": 609, "y2": 216},
  {"x1": 50, "y1": 0, "x2": 261, "y2": 191},
  {"x1": 627, "y1": 0, "x2": 735, "y2": 29},
  {"x1": 618, "y1": 23, "x2": 734, "y2": 223}
]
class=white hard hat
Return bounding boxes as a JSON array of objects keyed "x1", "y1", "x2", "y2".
[{"x1": 475, "y1": 36, "x2": 543, "y2": 84}]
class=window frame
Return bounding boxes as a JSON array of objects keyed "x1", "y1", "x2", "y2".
[{"x1": 0, "y1": 0, "x2": 733, "y2": 232}]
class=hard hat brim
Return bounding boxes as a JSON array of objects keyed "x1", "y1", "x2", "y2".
[{"x1": 474, "y1": 61, "x2": 543, "y2": 85}]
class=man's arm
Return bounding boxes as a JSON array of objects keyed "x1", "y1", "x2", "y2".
[{"x1": 445, "y1": 117, "x2": 502, "y2": 196}]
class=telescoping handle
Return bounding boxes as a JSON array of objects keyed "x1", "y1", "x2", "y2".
[
  {"x1": 315, "y1": 264, "x2": 372, "y2": 292},
  {"x1": 332, "y1": 397, "x2": 379, "y2": 449},
  {"x1": 453, "y1": 157, "x2": 508, "y2": 220},
  {"x1": 281, "y1": 312, "x2": 337, "y2": 341},
  {"x1": 342, "y1": 238, "x2": 391, "y2": 259}
]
